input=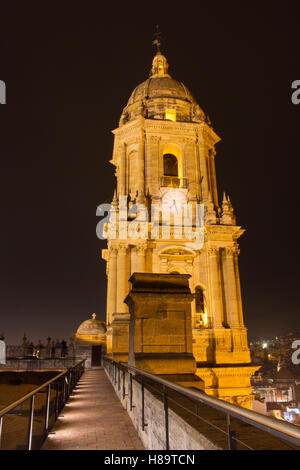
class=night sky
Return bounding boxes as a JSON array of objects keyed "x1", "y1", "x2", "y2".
[{"x1": 0, "y1": 2, "x2": 299, "y2": 344}]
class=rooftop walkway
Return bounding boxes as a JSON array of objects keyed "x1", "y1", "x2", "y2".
[{"x1": 42, "y1": 369, "x2": 144, "y2": 450}]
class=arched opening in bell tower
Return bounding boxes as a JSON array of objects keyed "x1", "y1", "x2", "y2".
[
  {"x1": 162, "y1": 144, "x2": 183, "y2": 188},
  {"x1": 163, "y1": 153, "x2": 178, "y2": 177},
  {"x1": 194, "y1": 286, "x2": 208, "y2": 328}
]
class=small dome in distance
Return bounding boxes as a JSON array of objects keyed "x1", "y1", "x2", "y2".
[{"x1": 75, "y1": 313, "x2": 106, "y2": 345}]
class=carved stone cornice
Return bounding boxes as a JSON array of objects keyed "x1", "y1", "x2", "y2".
[
  {"x1": 112, "y1": 116, "x2": 145, "y2": 137},
  {"x1": 198, "y1": 122, "x2": 221, "y2": 146},
  {"x1": 205, "y1": 225, "x2": 244, "y2": 242}
]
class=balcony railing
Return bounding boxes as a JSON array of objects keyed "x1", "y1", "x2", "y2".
[
  {"x1": 0, "y1": 359, "x2": 85, "y2": 450},
  {"x1": 160, "y1": 176, "x2": 188, "y2": 189},
  {"x1": 104, "y1": 357, "x2": 300, "y2": 450}
]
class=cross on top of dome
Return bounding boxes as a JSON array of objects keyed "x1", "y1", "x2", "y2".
[
  {"x1": 151, "y1": 26, "x2": 170, "y2": 77},
  {"x1": 152, "y1": 25, "x2": 162, "y2": 53}
]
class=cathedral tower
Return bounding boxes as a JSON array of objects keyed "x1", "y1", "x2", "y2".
[{"x1": 102, "y1": 43, "x2": 258, "y2": 408}]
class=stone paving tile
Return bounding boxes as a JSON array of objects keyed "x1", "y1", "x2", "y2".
[{"x1": 42, "y1": 369, "x2": 144, "y2": 450}]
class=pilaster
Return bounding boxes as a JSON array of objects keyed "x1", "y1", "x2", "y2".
[{"x1": 207, "y1": 246, "x2": 224, "y2": 329}]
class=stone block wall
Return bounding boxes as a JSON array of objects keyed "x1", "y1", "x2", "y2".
[{"x1": 105, "y1": 367, "x2": 219, "y2": 450}]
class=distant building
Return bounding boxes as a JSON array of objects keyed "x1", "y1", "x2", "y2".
[{"x1": 252, "y1": 360, "x2": 300, "y2": 424}]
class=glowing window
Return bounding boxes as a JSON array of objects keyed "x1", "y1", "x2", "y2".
[
  {"x1": 195, "y1": 286, "x2": 208, "y2": 328},
  {"x1": 163, "y1": 153, "x2": 178, "y2": 177},
  {"x1": 165, "y1": 109, "x2": 176, "y2": 122}
]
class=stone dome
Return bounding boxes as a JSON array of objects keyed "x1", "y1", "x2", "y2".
[
  {"x1": 119, "y1": 51, "x2": 207, "y2": 126},
  {"x1": 75, "y1": 313, "x2": 106, "y2": 345},
  {"x1": 127, "y1": 76, "x2": 196, "y2": 107}
]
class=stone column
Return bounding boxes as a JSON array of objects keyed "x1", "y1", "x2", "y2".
[
  {"x1": 234, "y1": 249, "x2": 245, "y2": 327},
  {"x1": 116, "y1": 244, "x2": 130, "y2": 313},
  {"x1": 137, "y1": 134, "x2": 145, "y2": 203},
  {"x1": 223, "y1": 247, "x2": 240, "y2": 328},
  {"x1": 107, "y1": 247, "x2": 117, "y2": 325},
  {"x1": 208, "y1": 148, "x2": 218, "y2": 207},
  {"x1": 118, "y1": 144, "x2": 126, "y2": 196},
  {"x1": 198, "y1": 142, "x2": 210, "y2": 201},
  {"x1": 111, "y1": 244, "x2": 131, "y2": 362},
  {"x1": 208, "y1": 247, "x2": 223, "y2": 328},
  {"x1": 185, "y1": 139, "x2": 196, "y2": 199},
  {"x1": 194, "y1": 138, "x2": 201, "y2": 200},
  {"x1": 135, "y1": 244, "x2": 147, "y2": 273}
]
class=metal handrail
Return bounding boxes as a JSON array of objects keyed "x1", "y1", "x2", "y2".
[
  {"x1": 104, "y1": 357, "x2": 300, "y2": 449},
  {"x1": 0, "y1": 359, "x2": 85, "y2": 450},
  {"x1": 0, "y1": 359, "x2": 84, "y2": 418}
]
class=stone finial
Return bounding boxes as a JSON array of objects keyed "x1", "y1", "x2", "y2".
[
  {"x1": 112, "y1": 189, "x2": 118, "y2": 208},
  {"x1": 92, "y1": 313, "x2": 97, "y2": 319},
  {"x1": 221, "y1": 192, "x2": 236, "y2": 225}
]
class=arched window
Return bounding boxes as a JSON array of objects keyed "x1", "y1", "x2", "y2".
[
  {"x1": 195, "y1": 286, "x2": 204, "y2": 313},
  {"x1": 195, "y1": 286, "x2": 208, "y2": 328},
  {"x1": 163, "y1": 153, "x2": 178, "y2": 177}
]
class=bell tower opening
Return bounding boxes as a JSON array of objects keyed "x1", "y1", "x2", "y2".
[
  {"x1": 195, "y1": 286, "x2": 208, "y2": 328},
  {"x1": 163, "y1": 153, "x2": 178, "y2": 177}
]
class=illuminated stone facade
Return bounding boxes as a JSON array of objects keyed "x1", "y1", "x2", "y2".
[{"x1": 102, "y1": 48, "x2": 258, "y2": 408}]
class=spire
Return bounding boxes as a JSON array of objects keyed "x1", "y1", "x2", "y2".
[
  {"x1": 112, "y1": 189, "x2": 118, "y2": 208},
  {"x1": 151, "y1": 26, "x2": 169, "y2": 77},
  {"x1": 221, "y1": 192, "x2": 236, "y2": 225},
  {"x1": 152, "y1": 25, "x2": 162, "y2": 53}
]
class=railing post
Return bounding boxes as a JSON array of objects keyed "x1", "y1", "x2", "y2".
[
  {"x1": 130, "y1": 373, "x2": 135, "y2": 410},
  {"x1": 163, "y1": 389, "x2": 169, "y2": 450},
  {"x1": 59, "y1": 379, "x2": 63, "y2": 412},
  {"x1": 59, "y1": 379, "x2": 62, "y2": 410},
  {"x1": 118, "y1": 366, "x2": 120, "y2": 392},
  {"x1": 226, "y1": 414, "x2": 237, "y2": 450},
  {"x1": 122, "y1": 369, "x2": 126, "y2": 399},
  {"x1": 55, "y1": 382, "x2": 59, "y2": 420},
  {"x1": 0, "y1": 416, "x2": 3, "y2": 449},
  {"x1": 27, "y1": 395, "x2": 35, "y2": 450},
  {"x1": 141, "y1": 379, "x2": 147, "y2": 431},
  {"x1": 62, "y1": 377, "x2": 66, "y2": 406},
  {"x1": 44, "y1": 384, "x2": 51, "y2": 434},
  {"x1": 68, "y1": 370, "x2": 72, "y2": 397}
]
